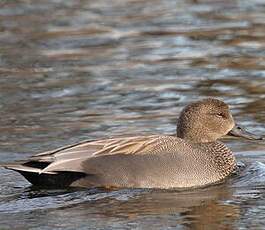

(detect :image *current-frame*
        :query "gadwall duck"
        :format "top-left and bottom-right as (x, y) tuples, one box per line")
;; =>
(1, 98), (263, 189)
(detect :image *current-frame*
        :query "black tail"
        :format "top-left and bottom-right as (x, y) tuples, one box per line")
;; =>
(1, 162), (86, 188)
(19, 170), (86, 187)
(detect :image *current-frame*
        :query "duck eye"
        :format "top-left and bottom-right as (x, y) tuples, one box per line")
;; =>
(216, 112), (225, 118)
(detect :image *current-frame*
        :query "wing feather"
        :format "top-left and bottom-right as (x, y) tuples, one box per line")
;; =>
(28, 135), (162, 174)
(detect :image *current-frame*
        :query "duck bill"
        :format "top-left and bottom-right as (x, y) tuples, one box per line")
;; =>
(228, 124), (263, 140)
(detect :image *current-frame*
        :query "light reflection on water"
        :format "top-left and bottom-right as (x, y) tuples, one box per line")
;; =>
(0, 0), (265, 229)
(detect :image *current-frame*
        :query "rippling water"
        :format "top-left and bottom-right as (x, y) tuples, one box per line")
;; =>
(0, 0), (265, 229)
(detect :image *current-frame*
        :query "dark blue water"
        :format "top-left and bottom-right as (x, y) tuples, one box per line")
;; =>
(0, 0), (265, 229)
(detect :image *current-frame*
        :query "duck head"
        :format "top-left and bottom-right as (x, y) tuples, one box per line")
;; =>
(176, 98), (263, 143)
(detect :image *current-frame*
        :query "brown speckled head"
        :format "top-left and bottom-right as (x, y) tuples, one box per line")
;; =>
(177, 98), (235, 143)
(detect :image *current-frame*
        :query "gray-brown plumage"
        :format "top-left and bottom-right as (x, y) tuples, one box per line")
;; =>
(1, 98), (263, 189)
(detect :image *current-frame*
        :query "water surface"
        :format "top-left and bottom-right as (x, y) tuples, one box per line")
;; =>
(0, 0), (265, 229)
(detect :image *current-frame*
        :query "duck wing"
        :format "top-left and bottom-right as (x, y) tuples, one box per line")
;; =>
(35, 135), (161, 173)
(2, 135), (161, 175)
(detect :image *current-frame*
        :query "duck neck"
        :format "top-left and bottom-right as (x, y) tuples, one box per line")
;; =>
(176, 132), (217, 144)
